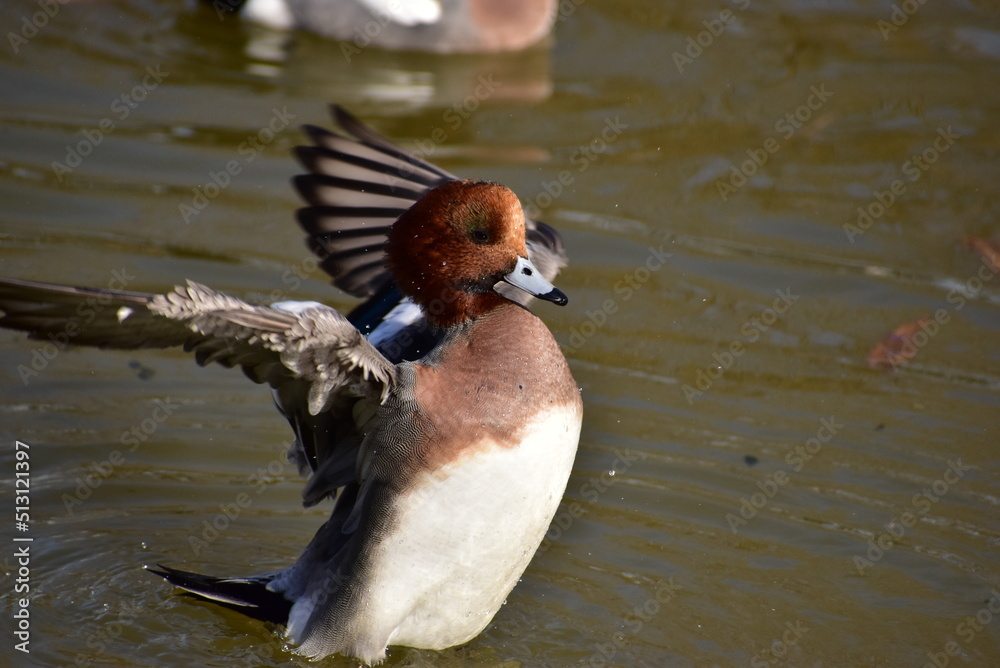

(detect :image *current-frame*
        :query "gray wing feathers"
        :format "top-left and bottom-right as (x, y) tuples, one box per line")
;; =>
(0, 277), (186, 349)
(149, 281), (396, 415)
(278, 305), (394, 413)
(0, 277), (395, 416)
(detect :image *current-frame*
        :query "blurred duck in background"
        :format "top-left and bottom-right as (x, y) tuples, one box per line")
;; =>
(221, 0), (558, 52)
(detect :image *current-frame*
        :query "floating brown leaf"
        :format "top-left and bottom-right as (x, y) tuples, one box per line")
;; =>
(867, 318), (931, 370)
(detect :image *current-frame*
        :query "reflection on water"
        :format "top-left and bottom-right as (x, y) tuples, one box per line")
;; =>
(1, 0), (999, 665)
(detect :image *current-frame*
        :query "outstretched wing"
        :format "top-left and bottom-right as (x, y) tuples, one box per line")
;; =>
(293, 105), (569, 357)
(295, 106), (567, 299)
(293, 105), (456, 300)
(0, 276), (395, 503)
(0, 277), (394, 414)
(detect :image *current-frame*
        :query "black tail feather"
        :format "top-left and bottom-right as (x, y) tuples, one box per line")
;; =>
(145, 564), (292, 625)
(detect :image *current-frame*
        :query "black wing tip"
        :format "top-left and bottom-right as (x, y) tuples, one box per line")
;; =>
(292, 145), (320, 171)
(331, 104), (353, 126)
(144, 563), (293, 625)
(331, 105), (372, 139)
(144, 563), (186, 581)
(301, 123), (331, 136)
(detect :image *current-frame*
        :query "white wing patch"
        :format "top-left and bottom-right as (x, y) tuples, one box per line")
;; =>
(272, 300), (326, 315)
(367, 298), (422, 349)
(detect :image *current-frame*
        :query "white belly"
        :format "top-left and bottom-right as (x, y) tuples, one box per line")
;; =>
(362, 405), (581, 650)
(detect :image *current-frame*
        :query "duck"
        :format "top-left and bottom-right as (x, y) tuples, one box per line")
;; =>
(225, 0), (558, 53)
(0, 106), (582, 664)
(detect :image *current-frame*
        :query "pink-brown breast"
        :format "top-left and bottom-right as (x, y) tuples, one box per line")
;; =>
(412, 302), (581, 470)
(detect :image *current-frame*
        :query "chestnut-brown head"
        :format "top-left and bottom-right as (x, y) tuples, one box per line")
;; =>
(386, 180), (566, 327)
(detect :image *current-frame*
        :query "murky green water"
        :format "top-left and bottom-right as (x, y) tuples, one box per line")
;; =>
(2, 0), (999, 666)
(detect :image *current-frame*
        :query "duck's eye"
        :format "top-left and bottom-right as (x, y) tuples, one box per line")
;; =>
(471, 229), (490, 244)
